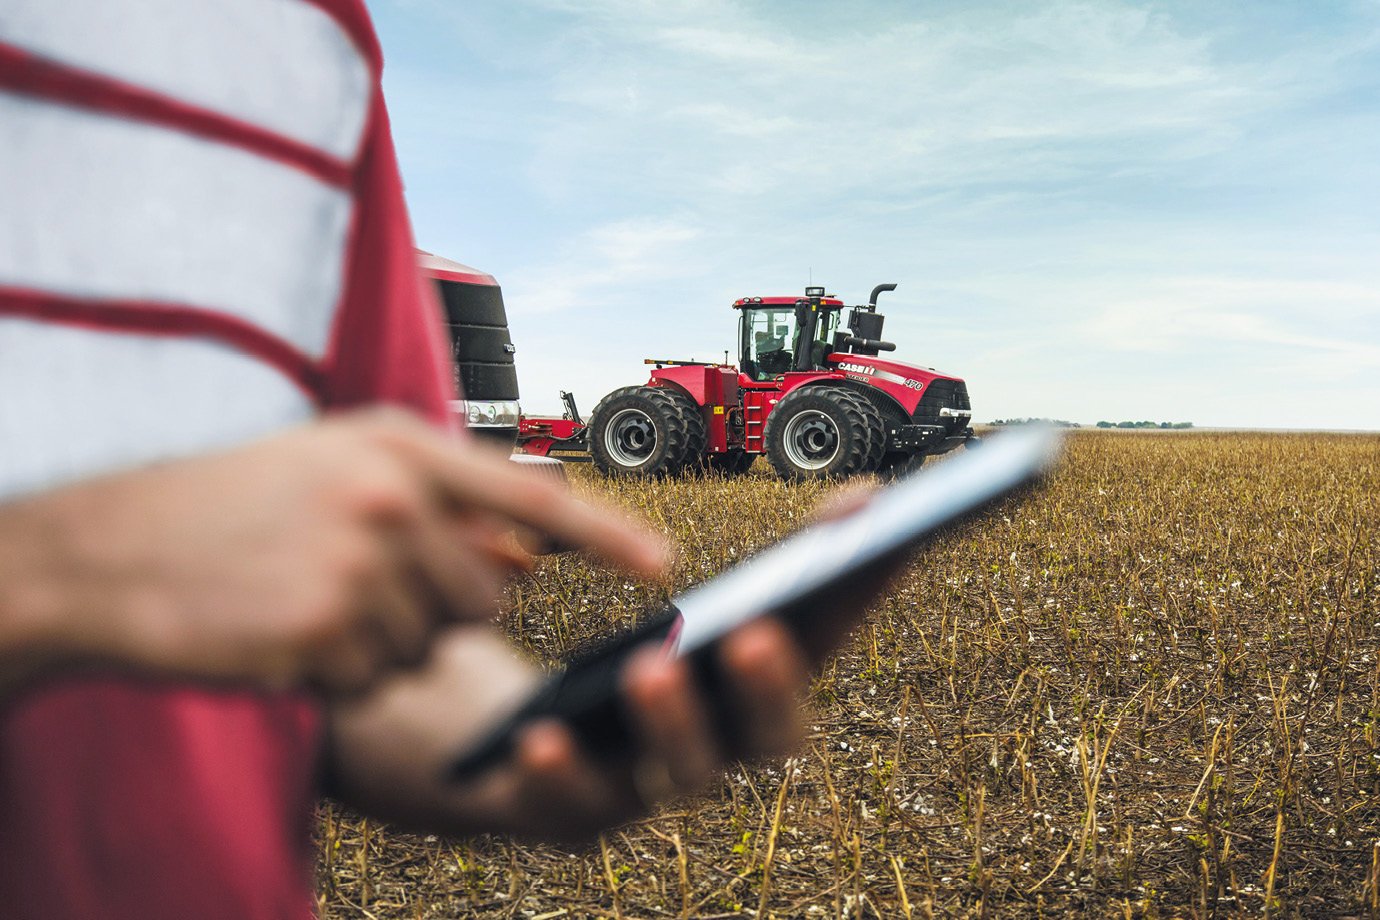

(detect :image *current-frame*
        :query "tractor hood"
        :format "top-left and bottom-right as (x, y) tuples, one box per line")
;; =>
(826, 353), (963, 414)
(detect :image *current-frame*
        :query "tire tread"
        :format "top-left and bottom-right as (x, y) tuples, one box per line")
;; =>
(763, 384), (872, 480)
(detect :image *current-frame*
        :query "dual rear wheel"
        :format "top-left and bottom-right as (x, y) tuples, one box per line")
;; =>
(589, 386), (706, 477)
(763, 385), (888, 480)
(590, 382), (918, 480)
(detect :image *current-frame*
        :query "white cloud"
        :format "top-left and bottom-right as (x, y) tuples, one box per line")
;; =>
(504, 218), (702, 315)
(651, 26), (797, 64)
(522, 1), (1259, 205)
(1082, 276), (1380, 383)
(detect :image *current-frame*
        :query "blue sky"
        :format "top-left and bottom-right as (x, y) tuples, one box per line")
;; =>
(369, 1), (1380, 429)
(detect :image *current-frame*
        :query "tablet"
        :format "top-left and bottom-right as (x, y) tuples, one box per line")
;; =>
(448, 423), (1060, 780)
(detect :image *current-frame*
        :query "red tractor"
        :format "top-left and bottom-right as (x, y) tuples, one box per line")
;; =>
(519, 284), (975, 479)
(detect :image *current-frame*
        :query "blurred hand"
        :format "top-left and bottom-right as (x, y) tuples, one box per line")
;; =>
(0, 408), (665, 695)
(325, 623), (809, 843)
(327, 486), (903, 844)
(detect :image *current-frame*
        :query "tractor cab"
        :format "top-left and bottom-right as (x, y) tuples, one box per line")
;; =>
(734, 288), (844, 382)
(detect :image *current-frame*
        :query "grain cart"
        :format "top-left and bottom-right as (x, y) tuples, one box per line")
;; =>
(520, 285), (975, 479)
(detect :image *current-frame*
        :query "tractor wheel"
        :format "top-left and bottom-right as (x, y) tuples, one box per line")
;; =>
(705, 449), (755, 476)
(763, 386), (875, 480)
(589, 386), (700, 476)
(645, 386), (706, 471)
(845, 393), (887, 472)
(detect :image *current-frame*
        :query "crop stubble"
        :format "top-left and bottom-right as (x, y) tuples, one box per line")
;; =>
(318, 431), (1380, 918)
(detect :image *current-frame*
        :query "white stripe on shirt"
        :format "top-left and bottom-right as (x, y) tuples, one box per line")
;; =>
(0, 0), (370, 160)
(0, 317), (316, 500)
(0, 91), (353, 358)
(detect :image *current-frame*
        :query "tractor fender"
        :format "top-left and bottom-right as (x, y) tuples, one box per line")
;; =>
(835, 378), (912, 427)
(784, 376), (911, 428)
(647, 364), (738, 408)
(648, 365), (737, 454)
(646, 374), (696, 404)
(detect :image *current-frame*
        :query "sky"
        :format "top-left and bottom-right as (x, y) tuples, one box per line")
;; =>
(368, 0), (1380, 429)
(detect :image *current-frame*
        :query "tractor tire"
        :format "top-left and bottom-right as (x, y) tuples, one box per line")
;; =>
(763, 385), (875, 480)
(845, 393), (887, 472)
(705, 449), (755, 476)
(645, 386), (707, 472)
(589, 386), (700, 477)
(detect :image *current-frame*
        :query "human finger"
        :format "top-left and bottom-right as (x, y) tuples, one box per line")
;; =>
(514, 721), (639, 831)
(305, 629), (386, 696)
(361, 534), (440, 667)
(380, 429), (669, 577)
(470, 521), (537, 574)
(406, 512), (510, 623)
(718, 618), (809, 757)
(623, 645), (720, 793)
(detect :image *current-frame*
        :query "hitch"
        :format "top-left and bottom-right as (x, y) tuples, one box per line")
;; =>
(560, 390), (583, 425)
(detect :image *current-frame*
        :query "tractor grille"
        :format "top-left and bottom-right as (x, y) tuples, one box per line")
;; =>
(913, 379), (971, 434)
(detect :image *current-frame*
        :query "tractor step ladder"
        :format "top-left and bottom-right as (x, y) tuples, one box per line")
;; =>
(744, 398), (765, 452)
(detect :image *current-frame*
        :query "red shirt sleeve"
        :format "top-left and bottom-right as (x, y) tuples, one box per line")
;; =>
(320, 87), (457, 432)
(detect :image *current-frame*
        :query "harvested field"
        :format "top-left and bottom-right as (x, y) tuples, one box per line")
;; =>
(317, 431), (1380, 918)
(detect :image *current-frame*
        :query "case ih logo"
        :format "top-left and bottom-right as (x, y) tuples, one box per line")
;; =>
(840, 362), (927, 392)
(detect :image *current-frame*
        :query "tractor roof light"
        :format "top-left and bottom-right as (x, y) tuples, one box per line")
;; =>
(805, 286), (825, 298)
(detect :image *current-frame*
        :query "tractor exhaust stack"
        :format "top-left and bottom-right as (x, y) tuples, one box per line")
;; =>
(842, 283), (897, 355)
(868, 283), (897, 309)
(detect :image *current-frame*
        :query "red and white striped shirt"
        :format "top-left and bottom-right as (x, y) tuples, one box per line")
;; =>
(0, 2), (454, 917)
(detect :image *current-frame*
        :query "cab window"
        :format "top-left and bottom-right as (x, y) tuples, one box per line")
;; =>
(740, 308), (797, 381)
